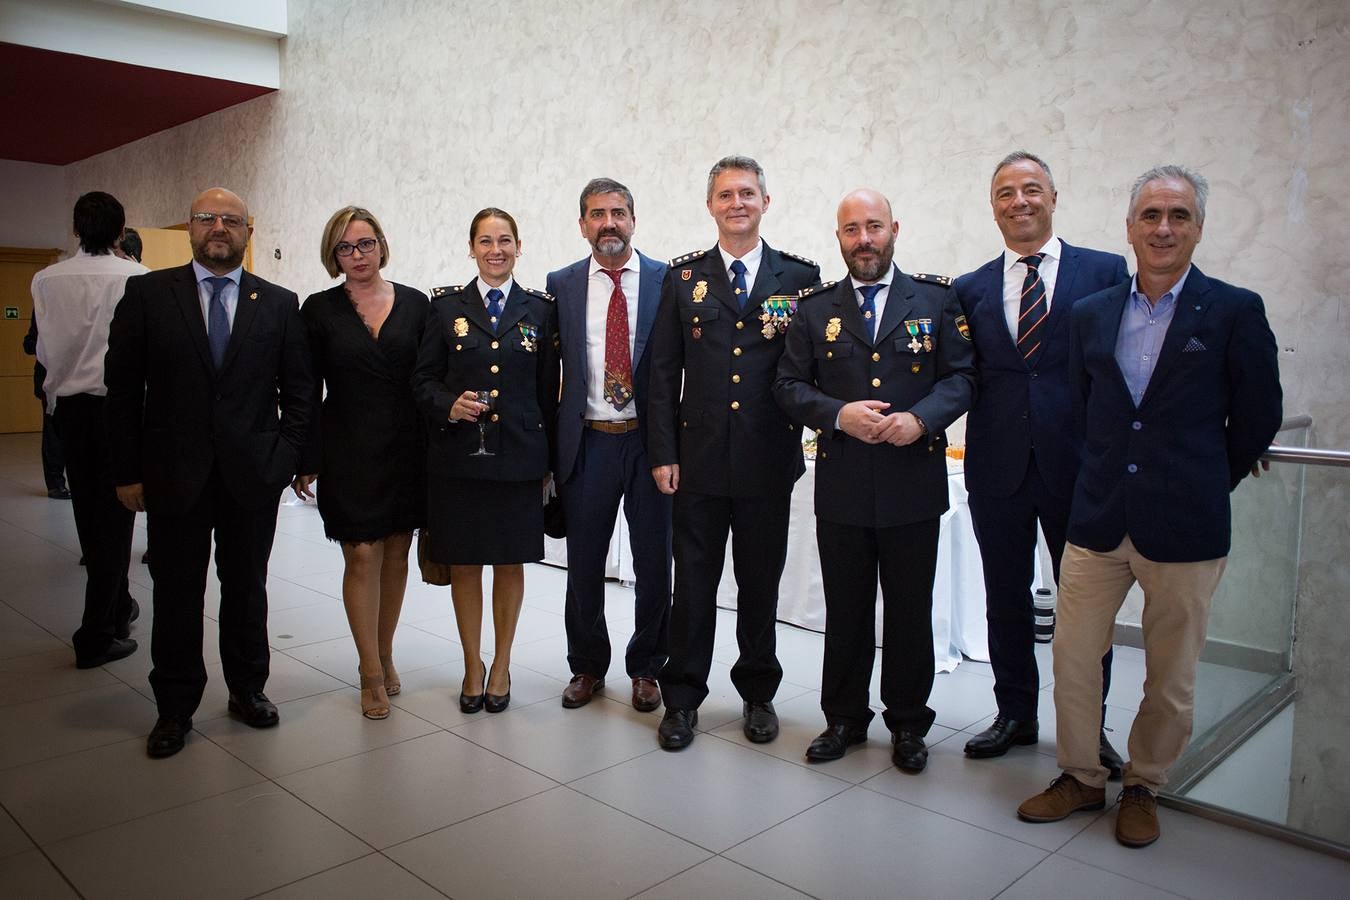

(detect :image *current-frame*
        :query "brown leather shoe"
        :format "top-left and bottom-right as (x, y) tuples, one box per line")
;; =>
(631, 677), (661, 712)
(1115, 785), (1160, 847)
(562, 674), (604, 709)
(1017, 773), (1106, 823)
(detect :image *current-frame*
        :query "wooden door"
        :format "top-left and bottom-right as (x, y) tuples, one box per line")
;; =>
(0, 247), (61, 434)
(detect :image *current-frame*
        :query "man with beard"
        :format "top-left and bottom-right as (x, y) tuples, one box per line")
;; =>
(773, 189), (974, 773)
(546, 178), (672, 712)
(106, 187), (313, 758)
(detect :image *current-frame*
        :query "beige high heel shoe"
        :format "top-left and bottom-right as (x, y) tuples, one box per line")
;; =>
(380, 655), (401, 696)
(359, 670), (391, 720)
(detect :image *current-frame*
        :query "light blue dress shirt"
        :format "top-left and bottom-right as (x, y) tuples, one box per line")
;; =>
(191, 259), (241, 330)
(1114, 267), (1190, 406)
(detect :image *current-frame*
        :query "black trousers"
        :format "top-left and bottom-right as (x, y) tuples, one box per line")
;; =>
(52, 394), (136, 659)
(968, 459), (1112, 722)
(562, 428), (672, 679)
(147, 465), (279, 721)
(659, 490), (789, 710)
(40, 405), (66, 491)
(817, 517), (940, 735)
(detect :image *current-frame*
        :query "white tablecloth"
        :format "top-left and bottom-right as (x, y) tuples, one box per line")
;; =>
(544, 459), (1033, 673)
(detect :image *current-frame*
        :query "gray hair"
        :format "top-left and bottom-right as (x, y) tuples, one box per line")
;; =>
(578, 177), (634, 218)
(706, 155), (767, 201)
(991, 150), (1056, 193)
(1129, 165), (1209, 223)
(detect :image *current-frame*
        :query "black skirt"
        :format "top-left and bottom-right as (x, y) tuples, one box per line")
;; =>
(426, 476), (543, 565)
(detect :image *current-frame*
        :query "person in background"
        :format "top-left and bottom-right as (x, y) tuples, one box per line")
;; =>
(22, 318), (69, 500)
(293, 207), (429, 719)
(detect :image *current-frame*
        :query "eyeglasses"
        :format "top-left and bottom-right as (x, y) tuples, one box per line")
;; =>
(189, 212), (247, 228)
(334, 238), (379, 257)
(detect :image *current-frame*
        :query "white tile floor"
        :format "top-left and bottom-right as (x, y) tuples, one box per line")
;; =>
(1, 431), (1347, 899)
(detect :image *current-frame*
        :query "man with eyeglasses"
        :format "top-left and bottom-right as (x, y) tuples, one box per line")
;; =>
(106, 187), (314, 759)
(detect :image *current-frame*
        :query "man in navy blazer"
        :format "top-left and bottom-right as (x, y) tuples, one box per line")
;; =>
(954, 151), (1128, 769)
(546, 178), (672, 713)
(1018, 166), (1281, 848)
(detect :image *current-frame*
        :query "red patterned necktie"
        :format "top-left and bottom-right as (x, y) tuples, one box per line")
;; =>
(601, 268), (633, 412)
(1016, 253), (1047, 366)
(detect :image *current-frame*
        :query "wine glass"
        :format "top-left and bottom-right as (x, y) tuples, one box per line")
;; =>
(470, 390), (495, 456)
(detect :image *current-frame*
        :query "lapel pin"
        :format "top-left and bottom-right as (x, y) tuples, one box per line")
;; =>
(249, 292), (258, 301)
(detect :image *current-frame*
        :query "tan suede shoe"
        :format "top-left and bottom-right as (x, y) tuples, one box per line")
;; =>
(1115, 785), (1160, 847)
(1017, 773), (1106, 822)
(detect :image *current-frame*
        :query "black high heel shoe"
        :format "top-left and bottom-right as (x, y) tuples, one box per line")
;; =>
(459, 661), (487, 714)
(484, 663), (511, 714)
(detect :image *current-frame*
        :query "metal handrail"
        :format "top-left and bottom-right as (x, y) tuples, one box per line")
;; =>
(1263, 446), (1350, 468)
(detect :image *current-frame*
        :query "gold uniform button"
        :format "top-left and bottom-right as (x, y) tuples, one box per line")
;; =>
(733, 347), (743, 356)
(692, 316), (700, 324)
(735, 321), (744, 330)
(730, 401), (740, 411)
(731, 374), (741, 383)
(826, 351), (833, 359)
(872, 352), (881, 362)
(491, 413), (500, 422)
(872, 378), (881, 388)
(490, 389), (499, 398)
(820, 450), (828, 459)
(490, 365), (500, 374)
(455, 344), (463, 351)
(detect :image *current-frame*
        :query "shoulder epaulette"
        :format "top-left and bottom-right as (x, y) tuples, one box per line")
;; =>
(669, 248), (707, 266)
(798, 280), (837, 299)
(522, 286), (554, 302)
(781, 250), (817, 267)
(911, 273), (952, 286)
(429, 285), (464, 298)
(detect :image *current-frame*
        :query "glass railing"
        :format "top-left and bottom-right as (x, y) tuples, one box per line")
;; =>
(1152, 417), (1350, 857)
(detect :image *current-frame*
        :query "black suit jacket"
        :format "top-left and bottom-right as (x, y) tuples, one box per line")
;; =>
(1067, 266), (1282, 562)
(955, 241), (1128, 498)
(413, 279), (560, 482)
(774, 268), (975, 528)
(104, 263), (314, 513)
(646, 241), (820, 497)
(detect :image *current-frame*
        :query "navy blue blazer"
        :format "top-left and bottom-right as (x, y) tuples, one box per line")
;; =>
(1067, 267), (1282, 562)
(955, 241), (1128, 499)
(546, 250), (667, 485)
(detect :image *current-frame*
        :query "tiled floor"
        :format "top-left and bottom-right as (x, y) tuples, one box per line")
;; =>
(1, 432), (1347, 899)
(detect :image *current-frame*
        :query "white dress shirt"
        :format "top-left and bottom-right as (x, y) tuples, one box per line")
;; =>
(850, 265), (897, 336)
(192, 260), (241, 332)
(585, 253), (640, 421)
(32, 249), (148, 412)
(1001, 235), (1062, 340)
(718, 239), (764, 300)
(476, 276), (514, 308)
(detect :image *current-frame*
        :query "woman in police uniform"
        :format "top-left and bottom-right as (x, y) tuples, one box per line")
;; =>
(413, 207), (559, 714)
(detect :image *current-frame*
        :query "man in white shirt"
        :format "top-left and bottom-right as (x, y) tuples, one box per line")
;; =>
(32, 191), (147, 668)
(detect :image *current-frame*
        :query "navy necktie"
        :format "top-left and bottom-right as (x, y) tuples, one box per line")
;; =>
(1017, 253), (1047, 366)
(486, 288), (504, 333)
(206, 276), (231, 369)
(730, 259), (748, 312)
(858, 284), (883, 343)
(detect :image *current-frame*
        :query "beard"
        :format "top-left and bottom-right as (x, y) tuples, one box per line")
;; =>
(193, 234), (246, 270)
(844, 232), (897, 282)
(592, 230), (629, 257)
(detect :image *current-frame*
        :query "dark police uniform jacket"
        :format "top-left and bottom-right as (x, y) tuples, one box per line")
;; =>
(773, 267), (976, 528)
(413, 279), (560, 482)
(646, 242), (820, 497)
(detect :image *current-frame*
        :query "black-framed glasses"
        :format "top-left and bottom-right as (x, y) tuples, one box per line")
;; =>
(189, 212), (247, 228)
(334, 238), (379, 257)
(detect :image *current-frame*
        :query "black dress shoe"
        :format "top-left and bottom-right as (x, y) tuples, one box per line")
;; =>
(1100, 729), (1124, 780)
(75, 637), (137, 669)
(228, 691), (279, 728)
(743, 701), (779, 743)
(147, 717), (191, 758)
(484, 667), (511, 714)
(805, 723), (869, 761)
(460, 661), (487, 714)
(658, 708), (698, 750)
(48, 487), (71, 500)
(115, 598), (141, 640)
(964, 715), (1038, 758)
(892, 730), (928, 773)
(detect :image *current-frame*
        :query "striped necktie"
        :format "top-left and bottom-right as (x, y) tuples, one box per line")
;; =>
(1016, 253), (1047, 366)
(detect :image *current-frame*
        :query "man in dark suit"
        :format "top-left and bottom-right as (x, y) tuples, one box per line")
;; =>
(646, 155), (820, 749)
(1018, 166), (1281, 848)
(106, 187), (313, 759)
(954, 151), (1128, 770)
(774, 189), (975, 773)
(547, 178), (672, 712)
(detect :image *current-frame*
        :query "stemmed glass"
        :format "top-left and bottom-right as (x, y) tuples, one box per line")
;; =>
(470, 390), (495, 456)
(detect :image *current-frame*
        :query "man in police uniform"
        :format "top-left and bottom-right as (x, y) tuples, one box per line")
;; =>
(774, 189), (975, 773)
(646, 155), (820, 749)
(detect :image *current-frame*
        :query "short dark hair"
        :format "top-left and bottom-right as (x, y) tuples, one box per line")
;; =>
(118, 227), (142, 263)
(578, 178), (634, 218)
(73, 191), (125, 254)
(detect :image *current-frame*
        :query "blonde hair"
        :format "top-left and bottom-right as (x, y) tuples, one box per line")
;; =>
(319, 206), (390, 278)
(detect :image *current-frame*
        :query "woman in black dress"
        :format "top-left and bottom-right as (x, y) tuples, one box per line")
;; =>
(293, 207), (428, 719)
(414, 208), (559, 714)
